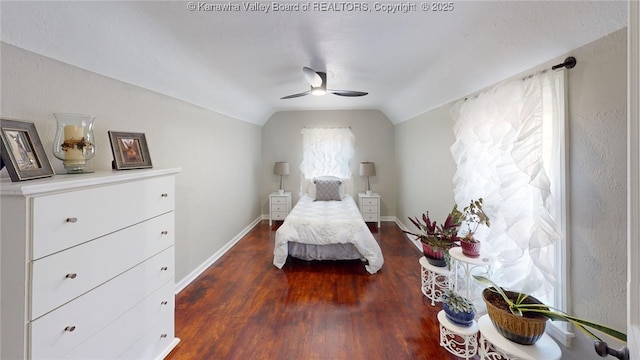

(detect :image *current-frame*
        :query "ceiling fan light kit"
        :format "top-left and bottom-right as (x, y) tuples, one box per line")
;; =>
(281, 67), (368, 99)
(311, 88), (326, 96)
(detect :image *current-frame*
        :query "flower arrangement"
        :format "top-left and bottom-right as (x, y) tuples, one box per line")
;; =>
(460, 198), (490, 243)
(457, 198), (490, 257)
(442, 289), (475, 314)
(404, 205), (462, 267)
(442, 289), (476, 327)
(474, 275), (627, 345)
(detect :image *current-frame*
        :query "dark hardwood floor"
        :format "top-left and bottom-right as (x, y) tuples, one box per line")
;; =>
(166, 221), (473, 360)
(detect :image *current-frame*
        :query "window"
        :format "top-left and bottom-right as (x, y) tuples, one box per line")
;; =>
(450, 70), (571, 344)
(299, 127), (355, 179)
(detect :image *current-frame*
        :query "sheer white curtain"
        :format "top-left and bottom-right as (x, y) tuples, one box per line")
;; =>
(300, 127), (355, 179)
(450, 70), (565, 303)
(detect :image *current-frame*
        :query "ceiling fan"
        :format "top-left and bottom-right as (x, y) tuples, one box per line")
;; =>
(280, 67), (368, 99)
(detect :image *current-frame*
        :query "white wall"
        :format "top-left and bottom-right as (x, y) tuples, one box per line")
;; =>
(394, 29), (628, 359)
(394, 104), (457, 230)
(565, 28), (627, 358)
(261, 110), (396, 217)
(0, 43), (263, 285)
(627, 0), (640, 354)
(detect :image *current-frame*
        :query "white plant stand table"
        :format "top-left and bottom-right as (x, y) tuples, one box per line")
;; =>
(477, 315), (561, 360)
(449, 247), (495, 301)
(437, 310), (479, 359)
(419, 256), (451, 305)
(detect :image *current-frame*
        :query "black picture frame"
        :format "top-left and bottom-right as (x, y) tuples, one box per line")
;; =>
(108, 131), (153, 170)
(0, 118), (55, 181)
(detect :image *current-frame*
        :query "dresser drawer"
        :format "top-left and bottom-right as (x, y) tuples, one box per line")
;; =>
(363, 214), (378, 222)
(362, 205), (378, 214)
(118, 292), (176, 359)
(272, 211), (287, 220)
(31, 212), (175, 320)
(62, 280), (174, 360)
(29, 246), (174, 359)
(271, 204), (287, 212)
(361, 198), (378, 206)
(271, 196), (287, 205)
(32, 176), (175, 259)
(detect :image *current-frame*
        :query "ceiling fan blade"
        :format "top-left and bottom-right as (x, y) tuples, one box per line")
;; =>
(281, 89), (311, 99)
(302, 67), (323, 87)
(328, 89), (368, 97)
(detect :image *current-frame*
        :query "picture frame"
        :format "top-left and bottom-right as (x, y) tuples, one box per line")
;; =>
(108, 131), (153, 170)
(0, 118), (55, 182)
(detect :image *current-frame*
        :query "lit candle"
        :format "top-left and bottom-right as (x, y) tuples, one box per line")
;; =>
(63, 125), (84, 161)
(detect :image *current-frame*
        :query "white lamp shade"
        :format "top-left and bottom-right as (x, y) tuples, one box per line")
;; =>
(359, 162), (376, 176)
(274, 162), (290, 176)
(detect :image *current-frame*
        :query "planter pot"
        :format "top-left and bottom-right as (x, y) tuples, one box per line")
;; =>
(422, 243), (446, 267)
(482, 288), (548, 345)
(443, 302), (476, 327)
(461, 240), (481, 258)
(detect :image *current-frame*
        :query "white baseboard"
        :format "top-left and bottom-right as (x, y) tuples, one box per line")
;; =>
(394, 217), (408, 231)
(394, 217), (422, 250)
(174, 216), (263, 294)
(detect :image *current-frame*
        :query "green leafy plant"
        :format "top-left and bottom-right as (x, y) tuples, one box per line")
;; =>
(473, 275), (627, 343)
(403, 205), (463, 266)
(442, 289), (475, 314)
(460, 198), (490, 243)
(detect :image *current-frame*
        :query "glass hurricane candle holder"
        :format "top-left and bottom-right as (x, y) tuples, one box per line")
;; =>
(52, 113), (96, 173)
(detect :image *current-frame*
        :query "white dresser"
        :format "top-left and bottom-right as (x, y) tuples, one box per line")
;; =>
(358, 192), (381, 228)
(0, 168), (181, 360)
(269, 191), (292, 226)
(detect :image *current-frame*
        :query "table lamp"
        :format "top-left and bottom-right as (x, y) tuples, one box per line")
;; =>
(274, 162), (290, 194)
(359, 161), (376, 195)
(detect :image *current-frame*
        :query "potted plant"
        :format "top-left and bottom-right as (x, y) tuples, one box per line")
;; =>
(442, 289), (476, 327)
(459, 198), (490, 258)
(473, 275), (627, 346)
(404, 205), (462, 267)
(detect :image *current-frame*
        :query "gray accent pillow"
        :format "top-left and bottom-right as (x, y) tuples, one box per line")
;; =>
(314, 178), (342, 201)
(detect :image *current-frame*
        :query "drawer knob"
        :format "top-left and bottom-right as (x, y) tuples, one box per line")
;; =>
(161, 193), (169, 197)
(65, 273), (77, 279)
(160, 334), (168, 338)
(66, 217), (78, 223)
(64, 326), (76, 332)
(160, 266), (168, 271)
(161, 231), (168, 235)
(161, 300), (168, 305)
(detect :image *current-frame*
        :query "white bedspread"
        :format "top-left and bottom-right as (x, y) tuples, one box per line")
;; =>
(273, 194), (384, 274)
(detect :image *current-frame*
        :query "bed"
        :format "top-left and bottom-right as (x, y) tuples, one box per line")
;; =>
(272, 176), (384, 274)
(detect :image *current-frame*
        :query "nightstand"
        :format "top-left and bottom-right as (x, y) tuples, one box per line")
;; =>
(269, 191), (292, 226)
(358, 192), (380, 228)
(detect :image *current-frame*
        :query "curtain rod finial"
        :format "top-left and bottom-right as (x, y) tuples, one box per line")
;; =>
(552, 56), (576, 70)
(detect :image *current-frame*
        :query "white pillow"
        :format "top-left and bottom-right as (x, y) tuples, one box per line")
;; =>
(310, 176), (346, 199)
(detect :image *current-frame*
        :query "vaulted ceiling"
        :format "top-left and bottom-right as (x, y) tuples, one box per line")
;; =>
(1, 1), (628, 125)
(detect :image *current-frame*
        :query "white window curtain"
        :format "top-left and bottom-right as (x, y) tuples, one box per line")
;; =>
(300, 127), (355, 179)
(450, 70), (565, 305)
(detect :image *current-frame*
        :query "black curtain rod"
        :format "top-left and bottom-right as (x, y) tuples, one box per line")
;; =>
(464, 56), (577, 101)
(552, 56), (577, 70)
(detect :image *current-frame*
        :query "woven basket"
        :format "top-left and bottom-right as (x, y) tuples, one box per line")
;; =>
(482, 288), (548, 345)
